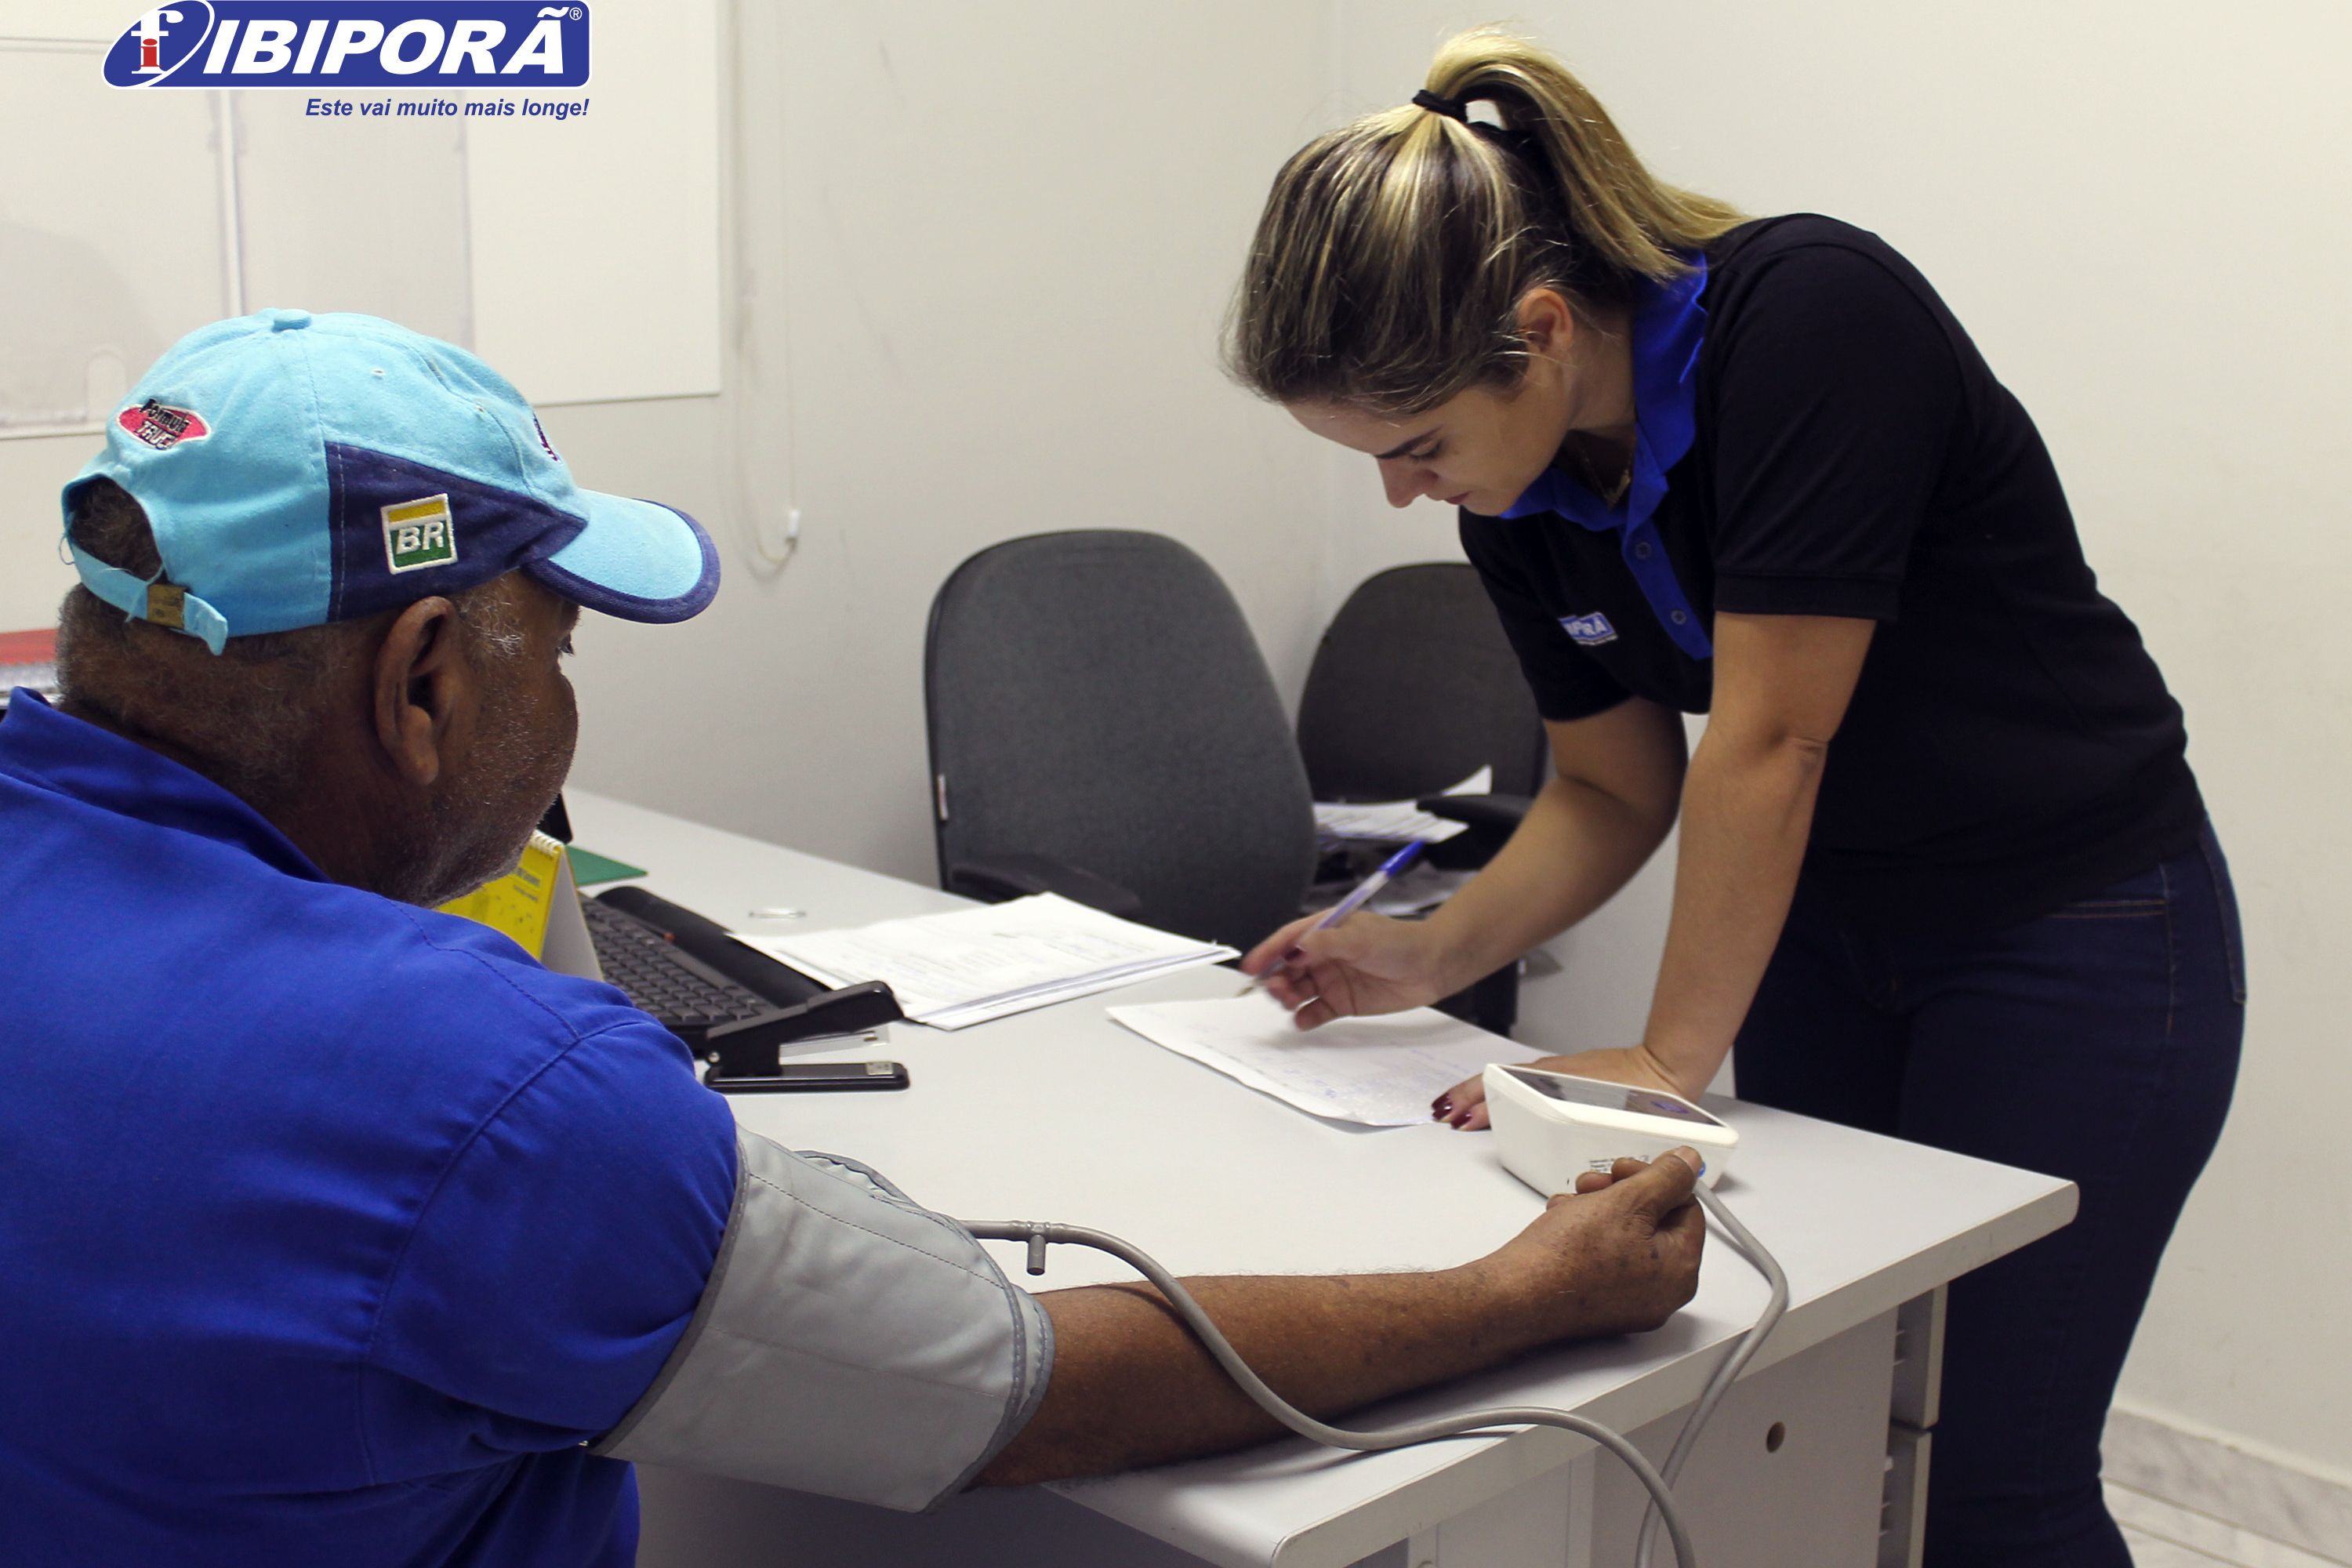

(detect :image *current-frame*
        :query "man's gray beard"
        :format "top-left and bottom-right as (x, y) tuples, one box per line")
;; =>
(377, 803), (532, 909)
(376, 681), (568, 909)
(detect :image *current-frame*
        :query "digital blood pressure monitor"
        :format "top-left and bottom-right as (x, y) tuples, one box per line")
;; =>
(1482, 1065), (1738, 1194)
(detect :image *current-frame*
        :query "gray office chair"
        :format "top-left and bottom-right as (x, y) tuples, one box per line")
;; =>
(924, 531), (1318, 952)
(1295, 563), (1549, 1033)
(1296, 562), (1548, 858)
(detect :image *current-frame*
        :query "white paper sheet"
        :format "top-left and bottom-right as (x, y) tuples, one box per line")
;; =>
(739, 894), (1237, 1030)
(1108, 993), (1541, 1127)
(1312, 765), (1493, 846)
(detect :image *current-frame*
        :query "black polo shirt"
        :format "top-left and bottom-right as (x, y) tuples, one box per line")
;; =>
(1460, 214), (2203, 932)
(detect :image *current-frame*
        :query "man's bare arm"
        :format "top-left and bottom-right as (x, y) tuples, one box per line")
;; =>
(979, 1151), (1703, 1486)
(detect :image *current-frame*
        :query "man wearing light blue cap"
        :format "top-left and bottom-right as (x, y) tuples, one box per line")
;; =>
(64, 307), (720, 652)
(0, 310), (1708, 1566)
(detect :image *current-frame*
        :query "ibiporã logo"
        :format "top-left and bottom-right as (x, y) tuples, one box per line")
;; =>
(103, 3), (591, 89)
(383, 495), (459, 573)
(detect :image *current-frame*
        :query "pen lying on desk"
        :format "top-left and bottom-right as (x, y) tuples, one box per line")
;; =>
(1238, 839), (1428, 994)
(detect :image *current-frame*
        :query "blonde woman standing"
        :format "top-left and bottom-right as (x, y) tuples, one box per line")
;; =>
(1232, 30), (2241, 1567)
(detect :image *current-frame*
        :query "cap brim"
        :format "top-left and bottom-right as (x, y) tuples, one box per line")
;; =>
(523, 492), (720, 623)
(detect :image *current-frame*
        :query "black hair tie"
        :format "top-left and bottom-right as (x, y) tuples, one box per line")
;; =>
(1412, 89), (1469, 123)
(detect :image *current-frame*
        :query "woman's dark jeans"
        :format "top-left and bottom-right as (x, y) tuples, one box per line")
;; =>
(1733, 820), (2244, 1568)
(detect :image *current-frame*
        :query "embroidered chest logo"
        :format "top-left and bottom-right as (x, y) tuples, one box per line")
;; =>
(1559, 612), (1618, 648)
(383, 494), (457, 572)
(118, 399), (210, 449)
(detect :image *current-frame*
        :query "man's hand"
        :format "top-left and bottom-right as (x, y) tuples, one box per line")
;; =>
(1240, 908), (1451, 1029)
(1475, 1149), (1706, 1344)
(1433, 1047), (1689, 1131)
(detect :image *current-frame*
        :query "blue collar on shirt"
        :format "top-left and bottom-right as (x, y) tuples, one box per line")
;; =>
(1498, 256), (1715, 660)
(0, 690), (323, 880)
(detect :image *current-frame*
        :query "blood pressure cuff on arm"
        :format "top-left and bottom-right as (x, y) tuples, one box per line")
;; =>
(591, 1129), (1054, 1511)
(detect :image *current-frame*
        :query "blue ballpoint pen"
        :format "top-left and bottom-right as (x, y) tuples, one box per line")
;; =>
(1239, 839), (1428, 993)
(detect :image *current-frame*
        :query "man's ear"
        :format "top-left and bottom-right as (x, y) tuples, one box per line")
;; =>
(371, 597), (469, 789)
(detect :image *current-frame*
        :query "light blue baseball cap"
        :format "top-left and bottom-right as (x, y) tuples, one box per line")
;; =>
(63, 308), (720, 653)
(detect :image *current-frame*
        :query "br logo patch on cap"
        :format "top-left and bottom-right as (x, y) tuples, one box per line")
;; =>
(383, 495), (458, 573)
(118, 399), (210, 450)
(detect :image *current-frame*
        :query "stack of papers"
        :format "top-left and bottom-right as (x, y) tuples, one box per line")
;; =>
(739, 893), (1236, 1030)
(1109, 993), (1541, 1126)
(1312, 765), (1491, 847)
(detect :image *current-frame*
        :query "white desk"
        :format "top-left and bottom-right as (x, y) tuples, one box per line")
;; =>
(568, 793), (2076, 1568)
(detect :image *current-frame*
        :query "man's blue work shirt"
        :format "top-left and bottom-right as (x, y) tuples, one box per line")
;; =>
(0, 694), (738, 1566)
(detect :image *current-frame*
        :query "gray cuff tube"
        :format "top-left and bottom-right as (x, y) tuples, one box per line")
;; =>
(593, 1129), (1054, 1512)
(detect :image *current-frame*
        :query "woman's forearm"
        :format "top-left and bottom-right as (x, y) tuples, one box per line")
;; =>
(1637, 728), (1828, 1092)
(1423, 771), (1675, 991)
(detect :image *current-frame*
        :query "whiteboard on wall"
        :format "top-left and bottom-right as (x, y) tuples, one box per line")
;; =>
(466, 0), (723, 406)
(0, 42), (234, 434)
(0, 0), (719, 433)
(233, 89), (477, 350)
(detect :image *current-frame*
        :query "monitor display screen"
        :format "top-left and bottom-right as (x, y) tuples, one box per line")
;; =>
(1504, 1068), (1723, 1127)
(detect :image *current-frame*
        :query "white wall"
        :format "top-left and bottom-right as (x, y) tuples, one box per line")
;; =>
(0, 0), (723, 417)
(0, 1), (1345, 887)
(1333, 0), (2352, 1484)
(551, 0), (1345, 883)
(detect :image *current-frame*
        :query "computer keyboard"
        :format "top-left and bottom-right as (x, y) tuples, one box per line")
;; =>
(581, 895), (778, 1038)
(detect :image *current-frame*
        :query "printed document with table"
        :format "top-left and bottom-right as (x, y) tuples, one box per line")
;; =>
(741, 892), (1236, 1029)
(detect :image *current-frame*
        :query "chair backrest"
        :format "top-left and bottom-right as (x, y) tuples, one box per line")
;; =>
(924, 531), (1316, 950)
(1296, 563), (1548, 801)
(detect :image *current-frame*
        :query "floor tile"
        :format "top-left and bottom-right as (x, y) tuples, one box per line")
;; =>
(2111, 1483), (2349, 1568)
(2124, 1521), (2238, 1567)
(2107, 1409), (2352, 1564)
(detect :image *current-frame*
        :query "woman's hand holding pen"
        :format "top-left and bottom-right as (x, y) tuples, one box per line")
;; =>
(1239, 909), (1455, 1030)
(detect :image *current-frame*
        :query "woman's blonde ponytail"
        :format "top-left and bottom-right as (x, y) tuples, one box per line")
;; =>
(1227, 27), (1744, 414)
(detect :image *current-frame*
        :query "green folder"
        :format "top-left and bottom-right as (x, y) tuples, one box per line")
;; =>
(566, 847), (648, 887)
